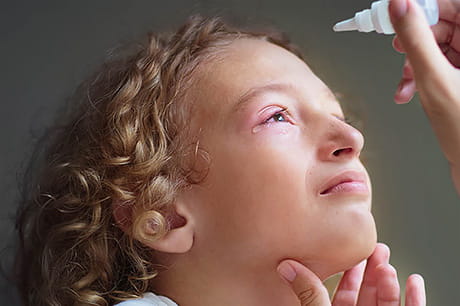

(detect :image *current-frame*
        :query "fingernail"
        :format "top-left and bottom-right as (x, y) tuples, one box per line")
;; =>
(390, 0), (408, 21)
(277, 261), (297, 282)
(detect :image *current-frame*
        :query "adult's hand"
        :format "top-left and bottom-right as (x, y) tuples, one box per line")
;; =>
(277, 243), (426, 305)
(389, 0), (460, 194)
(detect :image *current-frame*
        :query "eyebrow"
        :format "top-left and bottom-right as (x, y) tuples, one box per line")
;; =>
(233, 82), (339, 113)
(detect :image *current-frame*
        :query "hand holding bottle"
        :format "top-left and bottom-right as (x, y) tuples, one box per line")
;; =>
(389, 0), (460, 194)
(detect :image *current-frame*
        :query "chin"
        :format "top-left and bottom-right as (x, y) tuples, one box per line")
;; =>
(316, 216), (378, 281)
(341, 230), (377, 273)
(317, 241), (377, 281)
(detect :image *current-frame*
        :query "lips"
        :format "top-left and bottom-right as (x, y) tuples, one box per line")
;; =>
(319, 170), (368, 195)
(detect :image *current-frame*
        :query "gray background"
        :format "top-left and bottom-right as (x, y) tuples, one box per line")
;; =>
(1, 0), (459, 305)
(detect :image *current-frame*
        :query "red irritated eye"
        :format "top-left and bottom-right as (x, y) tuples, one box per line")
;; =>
(263, 108), (290, 124)
(252, 107), (295, 134)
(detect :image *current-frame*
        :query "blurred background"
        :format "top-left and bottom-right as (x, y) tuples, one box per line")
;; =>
(1, 0), (459, 305)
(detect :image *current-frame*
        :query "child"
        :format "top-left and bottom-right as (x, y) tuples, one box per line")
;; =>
(14, 15), (422, 305)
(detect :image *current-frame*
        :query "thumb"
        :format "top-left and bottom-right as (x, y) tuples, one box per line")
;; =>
(277, 260), (331, 306)
(389, 0), (450, 85)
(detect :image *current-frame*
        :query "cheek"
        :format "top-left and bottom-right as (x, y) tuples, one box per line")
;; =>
(252, 201), (376, 277)
(198, 134), (317, 252)
(213, 133), (311, 207)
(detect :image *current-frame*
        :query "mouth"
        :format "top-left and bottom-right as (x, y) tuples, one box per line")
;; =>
(319, 170), (369, 196)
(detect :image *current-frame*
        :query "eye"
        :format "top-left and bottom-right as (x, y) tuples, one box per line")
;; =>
(264, 109), (290, 124)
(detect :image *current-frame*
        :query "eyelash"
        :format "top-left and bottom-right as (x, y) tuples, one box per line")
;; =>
(263, 108), (290, 124)
(261, 109), (356, 128)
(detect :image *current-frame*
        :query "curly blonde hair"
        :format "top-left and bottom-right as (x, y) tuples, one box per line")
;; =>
(14, 15), (304, 305)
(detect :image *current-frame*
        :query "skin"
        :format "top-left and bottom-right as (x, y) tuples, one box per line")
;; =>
(148, 38), (377, 306)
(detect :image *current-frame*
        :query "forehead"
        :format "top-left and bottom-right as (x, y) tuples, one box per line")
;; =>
(190, 38), (339, 117)
(208, 38), (317, 89)
(234, 82), (339, 114)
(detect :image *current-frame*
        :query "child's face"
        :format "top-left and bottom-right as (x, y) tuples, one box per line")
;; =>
(183, 38), (376, 279)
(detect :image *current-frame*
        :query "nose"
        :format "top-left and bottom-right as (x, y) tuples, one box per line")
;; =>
(317, 117), (364, 162)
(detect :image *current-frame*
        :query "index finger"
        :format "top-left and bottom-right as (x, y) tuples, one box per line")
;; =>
(356, 243), (390, 306)
(332, 260), (366, 306)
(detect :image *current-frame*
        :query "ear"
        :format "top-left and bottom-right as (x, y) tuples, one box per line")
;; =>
(112, 197), (196, 254)
(142, 200), (195, 254)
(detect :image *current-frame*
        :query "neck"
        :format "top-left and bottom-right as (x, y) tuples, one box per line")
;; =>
(150, 252), (302, 306)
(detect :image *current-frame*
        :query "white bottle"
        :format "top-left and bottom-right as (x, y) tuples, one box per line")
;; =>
(333, 0), (439, 35)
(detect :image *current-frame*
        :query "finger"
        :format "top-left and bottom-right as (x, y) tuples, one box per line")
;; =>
(436, 0), (460, 24)
(431, 19), (455, 46)
(395, 77), (417, 104)
(432, 19), (460, 59)
(356, 243), (390, 306)
(405, 274), (426, 306)
(389, 0), (452, 86)
(402, 58), (413, 78)
(277, 260), (331, 306)
(332, 260), (366, 306)
(444, 45), (460, 68)
(394, 19), (460, 67)
(376, 264), (400, 306)
(392, 36), (405, 53)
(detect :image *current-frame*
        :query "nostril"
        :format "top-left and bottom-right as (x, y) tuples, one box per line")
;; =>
(333, 147), (352, 156)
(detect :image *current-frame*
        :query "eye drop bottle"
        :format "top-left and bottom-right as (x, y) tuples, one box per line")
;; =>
(333, 0), (439, 34)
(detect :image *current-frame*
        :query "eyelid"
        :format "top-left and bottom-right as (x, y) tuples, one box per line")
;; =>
(253, 106), (294, 133)
(262, 108), (290, 124)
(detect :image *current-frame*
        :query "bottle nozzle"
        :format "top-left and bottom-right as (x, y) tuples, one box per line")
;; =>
(333, 18), (358, 32)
